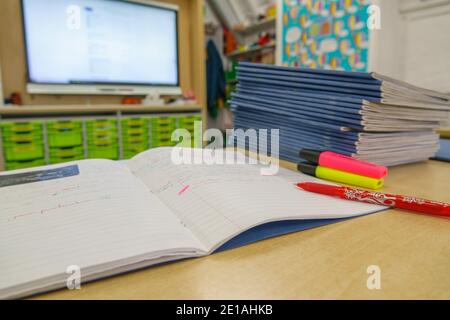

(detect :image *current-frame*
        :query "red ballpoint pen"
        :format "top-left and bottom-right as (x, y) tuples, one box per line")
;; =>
(297, 182), (450, 218)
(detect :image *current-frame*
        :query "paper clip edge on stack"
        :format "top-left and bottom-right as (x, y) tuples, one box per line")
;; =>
(297, 148), (388, 190)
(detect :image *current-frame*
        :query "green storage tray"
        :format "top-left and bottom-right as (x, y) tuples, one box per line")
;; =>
(89, 127), (117, 134)
(86, 119), (117, 130)
(123, 127), (148, 136)
(48, 130), (83, 147)
(123, 141), (149, 152)
(6, 158), (46, 171)
(91, 126), (117, 133)
(88, 134), (118, 146)
(151, 122), (177, 130)
(49, 155), (84, 164)
(178, 115), (202, 125)
(177, 124), (196, 132)
(4, 142), (45, 161)
(2, 122), (43, 134)
(47, 120), (82, 131)
(123, 134), (148, 144)
(123, 146), (149, 159)
(122, 118), (149, 128)
(49, 146), (84, 158)
(88, 146), (119, 160)
(152, 131), (174, 141)
(171, 134), (200, 147)
(2, 131), (43, 143)
(87, 121), (117, 146)
(151, 117), (177, 126)
(155, 141), (177, 147)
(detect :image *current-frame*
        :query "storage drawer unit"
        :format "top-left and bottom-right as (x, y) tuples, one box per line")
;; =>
(149, 116), (178, 148)
(0, 113), (203, 170)
(177, 115), (202, 132)
(86, 119), (119, 160)
(176, 115), (202, 148)
(3, 141), (45, 161)
(122, 117), (150, 159)
(87, 146), (119, 160)
(5, 158), (46, 171)
(1, 121), (45, 169)
(49, 155), (85, 164)
(49, 146), (84, 158)
(47, 120), (83, 148)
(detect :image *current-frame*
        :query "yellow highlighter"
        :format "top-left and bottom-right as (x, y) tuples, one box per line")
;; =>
(297, 163), (384, 190)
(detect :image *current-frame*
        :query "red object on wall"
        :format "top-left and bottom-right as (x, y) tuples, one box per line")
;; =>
(223, 28), (237, 54)
(122, 97), (142, 105)
(11, 92), (22, 105)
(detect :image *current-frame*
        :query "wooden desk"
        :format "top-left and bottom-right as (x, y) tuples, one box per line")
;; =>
(35, 160), (450, 300)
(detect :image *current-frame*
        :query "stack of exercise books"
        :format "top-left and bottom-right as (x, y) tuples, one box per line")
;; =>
(230, 62), (450, 166)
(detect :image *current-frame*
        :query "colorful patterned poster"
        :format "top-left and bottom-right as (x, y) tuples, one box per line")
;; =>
(281, 0), (371, 71)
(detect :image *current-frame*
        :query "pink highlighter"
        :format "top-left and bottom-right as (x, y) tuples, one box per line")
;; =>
(299, 149), (388, 179)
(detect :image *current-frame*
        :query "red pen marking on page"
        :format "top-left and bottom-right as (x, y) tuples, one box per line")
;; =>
(178, 185), (190, 196)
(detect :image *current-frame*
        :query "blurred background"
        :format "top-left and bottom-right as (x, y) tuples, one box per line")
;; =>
(205, 0), (450, 130)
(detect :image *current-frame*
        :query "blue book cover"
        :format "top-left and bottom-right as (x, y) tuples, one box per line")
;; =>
(239, 61), (375, 79)
(232, 92), (364, 118)
(232, 100), (365, 130)
(236, 66), (381, 85)
(237, 69), (382, 91)
(237, 83), (379, 104)
(236, 86), (365, 110)
(216, 218), (351, 252)
(238, 77), (383, 98)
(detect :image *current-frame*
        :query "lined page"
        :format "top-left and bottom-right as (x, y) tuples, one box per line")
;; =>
(0, 160), (203, 298)
(128, 148), (386, 252)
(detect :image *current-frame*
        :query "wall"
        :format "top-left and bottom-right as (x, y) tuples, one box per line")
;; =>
(0, 0), (204, 106)
(279, 0), (371, 71)
(398, 0), (450, 93)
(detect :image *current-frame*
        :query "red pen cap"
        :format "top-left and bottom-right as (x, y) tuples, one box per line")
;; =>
(299, 149), (388, 179)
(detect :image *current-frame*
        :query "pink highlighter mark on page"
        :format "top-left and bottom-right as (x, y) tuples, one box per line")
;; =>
(178, 185), (190, 196)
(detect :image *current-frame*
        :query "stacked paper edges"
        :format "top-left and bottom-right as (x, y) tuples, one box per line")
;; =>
(229, 62), (450, 167)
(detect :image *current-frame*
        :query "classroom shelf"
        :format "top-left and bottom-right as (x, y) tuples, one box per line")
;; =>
(226, 43), (276, 59)
(233, 17), (276, 36)
(0, 112), (204, 170)
(0, 104), (202, 116)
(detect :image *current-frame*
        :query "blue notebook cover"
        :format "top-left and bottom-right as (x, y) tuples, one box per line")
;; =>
(232, 100), (365, 130)
(236, 66), (381, 85)
(216, 218), (351, 252)
(232, 92), (363, 119)
(232, 113), (359, 149)
(239, 61), (375, 79)
(238, 77), (383, 99)
(237, 70), (382, 91)
(433, 139), (450, 162)
(237, 83), (378, 104)
(230, 119), (357, 155)
(232, 105), (350, 132)
(236, 86), (364, 110)
(231, 118), (359, 157)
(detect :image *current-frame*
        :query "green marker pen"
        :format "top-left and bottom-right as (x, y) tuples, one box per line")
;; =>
(297, 163), (384, 190)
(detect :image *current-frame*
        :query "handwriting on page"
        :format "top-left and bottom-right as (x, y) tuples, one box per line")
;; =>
(0, 162), (126, 224)
(129, 148), (385, 252)
(0, 159), (206, 297)
(9, 195), (115, 222)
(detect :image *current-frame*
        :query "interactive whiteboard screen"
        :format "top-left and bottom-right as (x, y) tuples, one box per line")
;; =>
(21, 0), (179, 88)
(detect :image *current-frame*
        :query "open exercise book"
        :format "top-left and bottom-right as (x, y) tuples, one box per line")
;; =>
(0, 148), (386, 299)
